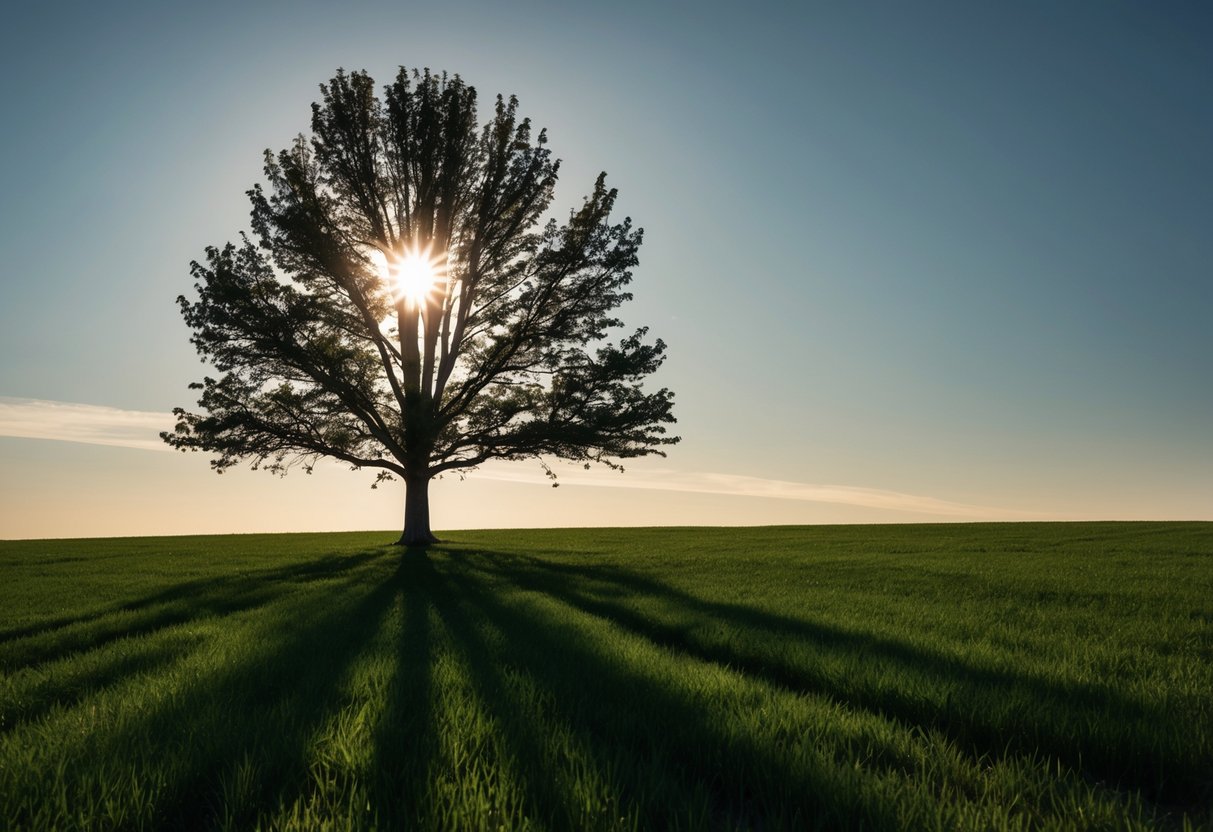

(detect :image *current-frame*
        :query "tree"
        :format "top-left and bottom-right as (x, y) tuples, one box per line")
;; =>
(163, 68), (679, 545)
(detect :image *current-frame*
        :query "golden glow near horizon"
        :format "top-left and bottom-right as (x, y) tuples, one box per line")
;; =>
(370, 244), (444, 306)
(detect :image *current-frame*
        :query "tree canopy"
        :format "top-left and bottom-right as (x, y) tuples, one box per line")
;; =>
(163, 67), (678, 543)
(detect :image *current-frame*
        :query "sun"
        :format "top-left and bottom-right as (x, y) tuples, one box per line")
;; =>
(370, 244), (444, 305)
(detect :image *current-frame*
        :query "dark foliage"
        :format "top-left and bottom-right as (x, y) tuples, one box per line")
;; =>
(164, 68), (678, 542)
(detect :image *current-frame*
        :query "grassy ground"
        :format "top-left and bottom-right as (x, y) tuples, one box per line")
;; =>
(1, 522), (1210, 830)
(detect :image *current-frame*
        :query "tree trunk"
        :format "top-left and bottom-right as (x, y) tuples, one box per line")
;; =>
(397, 475), (439, 546)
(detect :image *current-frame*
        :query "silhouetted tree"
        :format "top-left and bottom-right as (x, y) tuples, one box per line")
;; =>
(163, 68), (678, 544)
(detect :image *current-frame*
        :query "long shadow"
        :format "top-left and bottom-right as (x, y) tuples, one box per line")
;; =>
(459, 549), (1148, 707)
(6, 546), (400, 831)
(432, 550), (904, 829)
(150, 553), (400, 830)
(424, 556), (640, 829)
(366, 547), (439, 828)
(448, 548), (1206, 810)
(1, 630), (204, 730)
(0, 550), (382, 670)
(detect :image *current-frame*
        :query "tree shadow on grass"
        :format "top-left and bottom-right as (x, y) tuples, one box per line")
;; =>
(424, 556), (668, 829)
(8, 539), (1201, 829)
(3, 546), (402, 830)
(440, 547), (1208, 815)
(426, 549), (904, 829)
(1, 630), (204, 730)
(365, 547), (439, 829)
(0, 550), (383, 671)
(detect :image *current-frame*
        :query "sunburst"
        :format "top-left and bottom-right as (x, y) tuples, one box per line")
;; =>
(370, 243), (445, 305)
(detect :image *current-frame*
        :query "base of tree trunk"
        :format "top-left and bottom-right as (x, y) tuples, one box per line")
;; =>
(394, 531), (440, 546)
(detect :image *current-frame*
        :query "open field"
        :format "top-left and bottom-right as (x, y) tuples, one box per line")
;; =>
(1, 522), (1211, 830)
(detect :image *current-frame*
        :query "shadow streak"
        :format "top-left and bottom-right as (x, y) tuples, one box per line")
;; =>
(1, 630), (203, 730)
(426, 558), (629, 828)
(2, 547), (399, 831)
(435, 552), (903, 829)
(0, 550), (382, 671)
(367, 547), (439, 828)
(153, 552), (399, 830)
(447, 547), (1204, 809)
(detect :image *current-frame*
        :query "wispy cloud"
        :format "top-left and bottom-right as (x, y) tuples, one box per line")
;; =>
(0, 397), (172, 452)
(471, 464), (1029, 519)
(1, 397), (1026, 519)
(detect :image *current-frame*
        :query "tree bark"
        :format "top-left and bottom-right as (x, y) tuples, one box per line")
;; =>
(398, 475), (439, 545)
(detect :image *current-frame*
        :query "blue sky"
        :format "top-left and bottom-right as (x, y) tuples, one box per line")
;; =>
(1, 1), (1210, 538)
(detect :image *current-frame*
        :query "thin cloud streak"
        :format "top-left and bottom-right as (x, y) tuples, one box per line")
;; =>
(1, 397), (1027, 519)
(0, 398), (172, 452)
(470, 464), (1032, 519)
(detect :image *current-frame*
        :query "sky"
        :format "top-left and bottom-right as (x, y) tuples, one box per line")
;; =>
(1, 1), (1210, 539)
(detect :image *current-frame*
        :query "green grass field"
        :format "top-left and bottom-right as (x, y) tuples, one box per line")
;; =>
(1, 523), (1210, 830)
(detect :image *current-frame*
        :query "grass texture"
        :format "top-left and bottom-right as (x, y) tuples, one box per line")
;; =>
(1, 522), (1210, 830)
